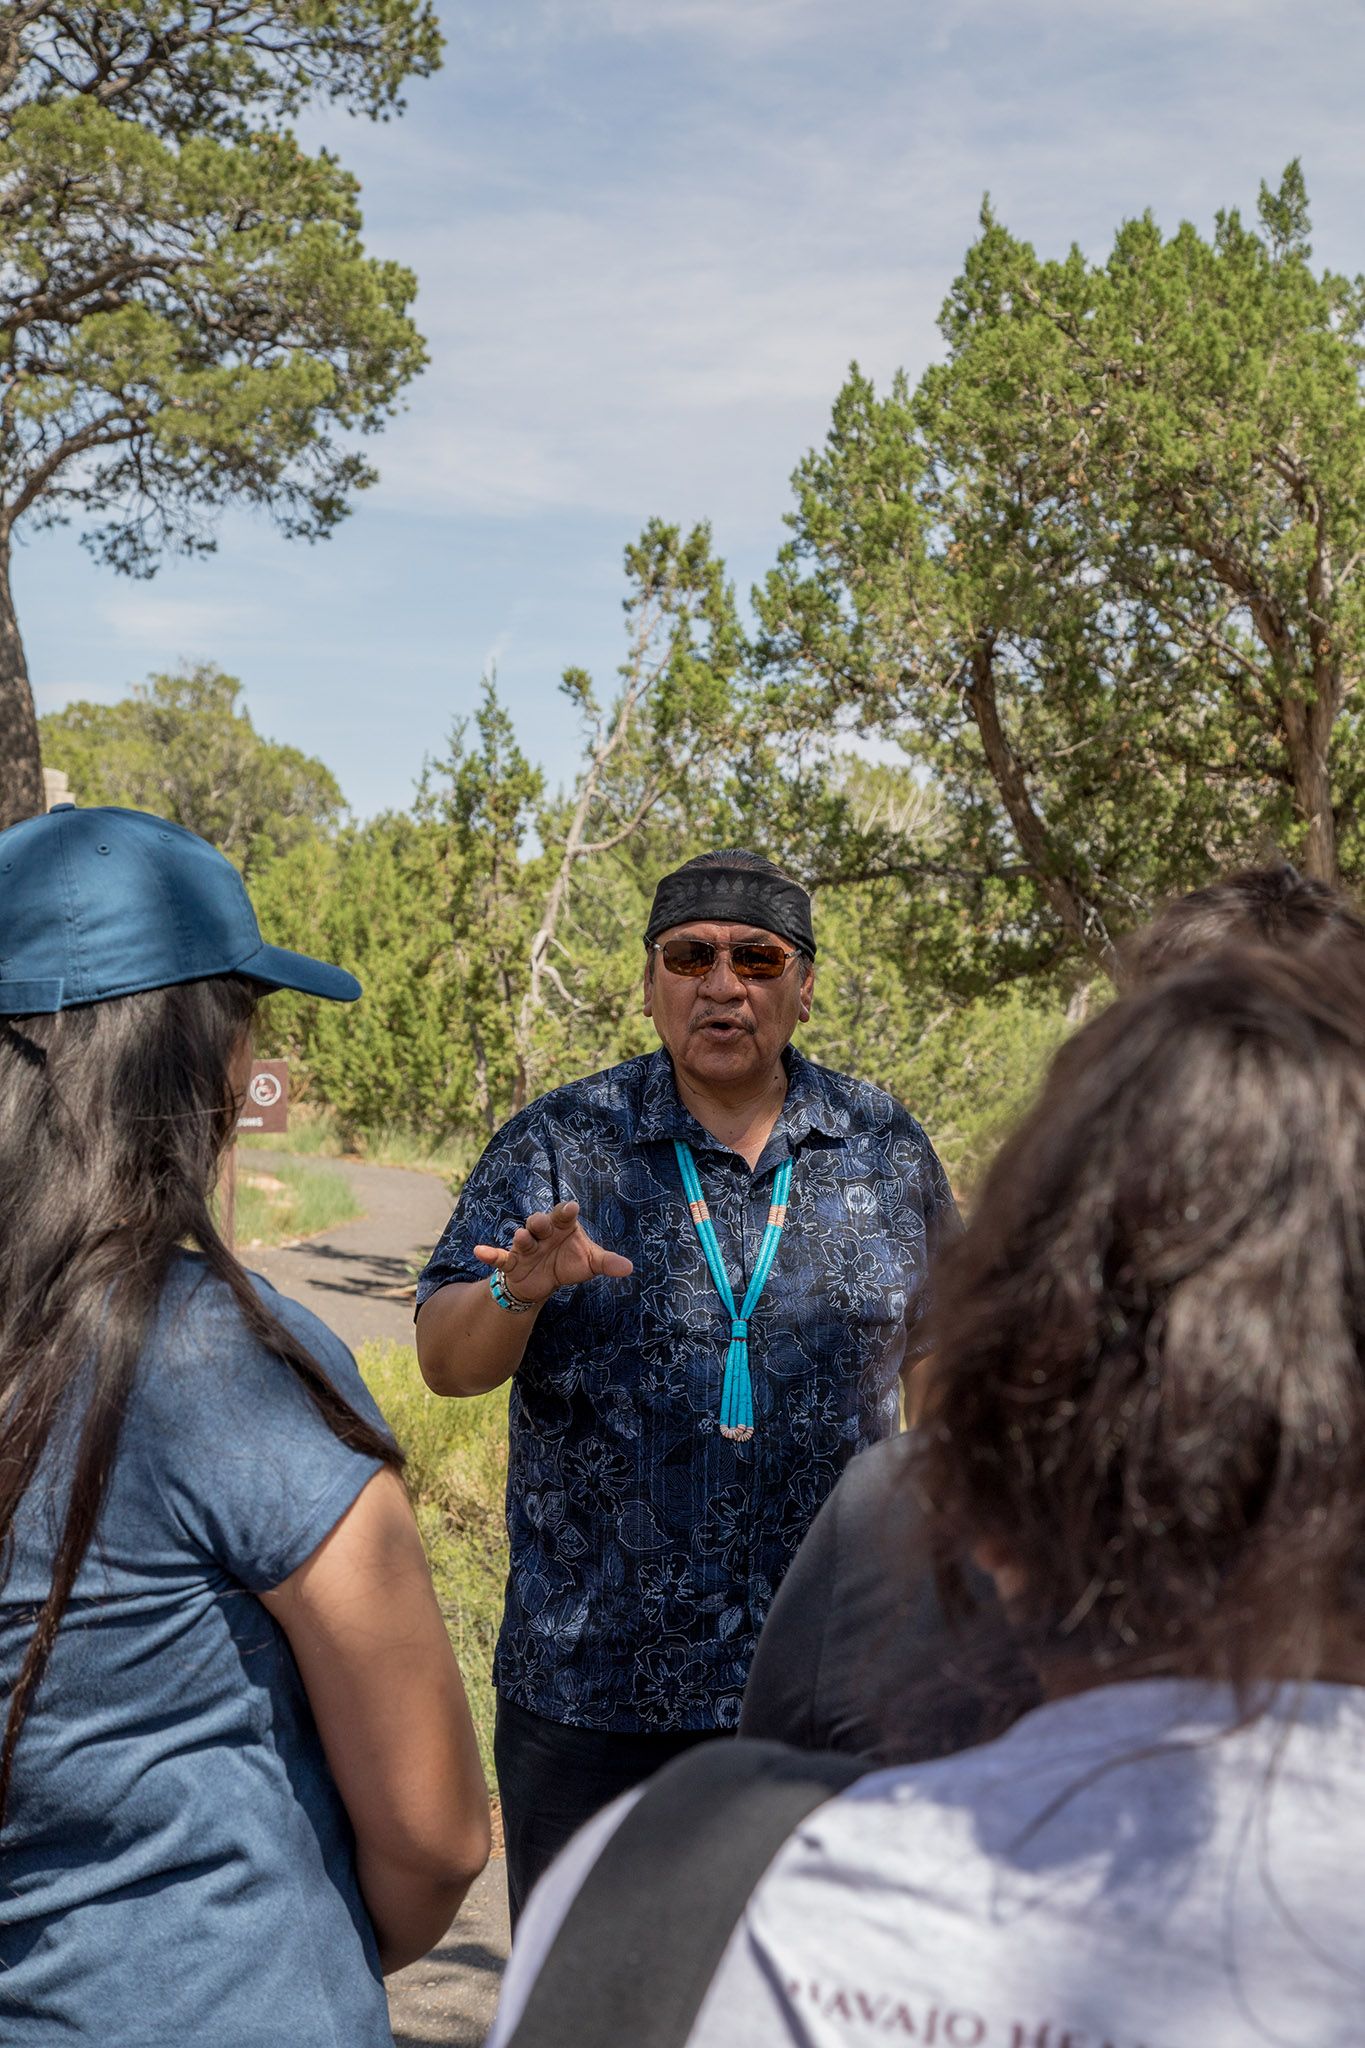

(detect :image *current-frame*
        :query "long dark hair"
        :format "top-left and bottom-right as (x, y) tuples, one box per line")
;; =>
(919, 946), (1365, 1696)
(0, 975), (400, 1824)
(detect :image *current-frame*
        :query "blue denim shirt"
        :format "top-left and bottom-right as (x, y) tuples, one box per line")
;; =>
(417, 1047), (954, 1733)
(0, 1258), (393, 2048)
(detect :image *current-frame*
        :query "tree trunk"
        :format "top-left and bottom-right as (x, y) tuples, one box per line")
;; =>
(468, 1013), (496, 1137)
(1281, 676), (1340, 886)
(964, 640), (1120, 978)
(0, 539), (45, 830)
(517, 823), (586, 1093)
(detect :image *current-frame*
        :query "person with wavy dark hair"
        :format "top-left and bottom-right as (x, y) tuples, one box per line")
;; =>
(490, 944), (1365, 2048)
(0, 806), (488, 2047)
(741, 863), (1365, 1769)
(921, 946), (1365, 1705)
(1121, 860), (1365, 984)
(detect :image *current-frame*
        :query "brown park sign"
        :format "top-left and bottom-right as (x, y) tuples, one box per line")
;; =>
(237, 1059), (289, 1135)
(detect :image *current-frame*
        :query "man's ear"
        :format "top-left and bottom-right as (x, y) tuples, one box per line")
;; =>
(642, 955), (655, 1018)
(797, 963), (815, 1024)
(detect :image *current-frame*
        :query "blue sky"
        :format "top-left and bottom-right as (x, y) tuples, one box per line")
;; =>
(18, 0), (1365, 817)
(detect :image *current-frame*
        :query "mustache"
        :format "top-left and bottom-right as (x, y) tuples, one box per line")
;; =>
(689, 1012), (755, 1034)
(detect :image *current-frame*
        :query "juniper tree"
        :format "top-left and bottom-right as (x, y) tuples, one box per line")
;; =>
(39, 663), (343, 872)
(758, 165), (1365, 983)
(0, 3), (439, 824)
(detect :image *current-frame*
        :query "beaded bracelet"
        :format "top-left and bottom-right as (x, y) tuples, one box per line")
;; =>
(489, 1266), (534, 1314)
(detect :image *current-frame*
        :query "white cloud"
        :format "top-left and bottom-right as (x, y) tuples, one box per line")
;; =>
(361, 0), (1365, 553)
(99, 592), (241, 651)
(354, 91), (961, 532)
(585, 0), (830, 50)
(31, 676), (122, 713)
(482, 630), (515, 675)
(450, 0), (834, 55)
(374, 191), (943, 533)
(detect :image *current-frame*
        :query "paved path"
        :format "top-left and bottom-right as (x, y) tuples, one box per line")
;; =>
(242, 1150), (512, 2045)
(386, 1862), (510, 2047)
(242, 1152), (453, 1348)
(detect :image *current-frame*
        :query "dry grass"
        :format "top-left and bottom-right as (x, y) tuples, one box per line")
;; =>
(241, 1105), (472, 1180)
(220, 1161), (361, 1248)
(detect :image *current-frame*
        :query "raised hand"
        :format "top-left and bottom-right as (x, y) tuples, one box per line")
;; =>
(473, 1201), (633, 1306)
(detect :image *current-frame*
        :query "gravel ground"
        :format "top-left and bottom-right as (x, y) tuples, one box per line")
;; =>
(243, 1150), (512, 2046)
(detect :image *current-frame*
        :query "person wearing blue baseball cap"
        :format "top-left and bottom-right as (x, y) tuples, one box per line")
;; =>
(0, 807), (489, 2047)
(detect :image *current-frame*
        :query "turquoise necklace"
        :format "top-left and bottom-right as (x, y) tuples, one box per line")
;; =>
(674, 1139), (794, 1442)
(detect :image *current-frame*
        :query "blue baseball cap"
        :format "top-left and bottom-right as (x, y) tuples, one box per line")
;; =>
(0, 805), (361, 1013)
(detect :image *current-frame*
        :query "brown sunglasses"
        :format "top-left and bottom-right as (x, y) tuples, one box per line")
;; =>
(650, 936), (800, 982)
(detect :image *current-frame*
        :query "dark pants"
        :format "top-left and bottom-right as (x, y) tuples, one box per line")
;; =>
(494, 1693), (726, 1928)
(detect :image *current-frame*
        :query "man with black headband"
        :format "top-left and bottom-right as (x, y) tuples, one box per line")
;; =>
(416, 850), (954, 1920)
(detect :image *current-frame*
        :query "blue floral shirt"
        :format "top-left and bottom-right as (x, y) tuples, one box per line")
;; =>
(417, 1047), (955, 1733)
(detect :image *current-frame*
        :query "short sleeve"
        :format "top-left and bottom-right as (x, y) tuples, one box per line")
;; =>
(139, 1267), (393, 1592)
(416, 1106), (560, 1308)
(746, 1435), (1021, 1767)
(904, 1122), (961, 1360)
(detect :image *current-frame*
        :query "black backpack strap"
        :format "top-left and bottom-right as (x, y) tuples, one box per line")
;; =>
(503, 1737), (864, 2048)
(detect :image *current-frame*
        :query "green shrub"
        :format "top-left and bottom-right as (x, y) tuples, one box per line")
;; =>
(898, 986), (1076, 1198)
(240, 1103), (473, 1179)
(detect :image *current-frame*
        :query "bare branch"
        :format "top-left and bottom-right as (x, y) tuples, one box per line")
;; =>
(7, 412), (140, 522)
(576, 777), (668, 858)
(540, 961), (587, 1014)
(1, 254), (190, 337)
(962, 636), (1119, 974)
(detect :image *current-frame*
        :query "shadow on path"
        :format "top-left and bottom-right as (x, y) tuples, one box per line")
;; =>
(283, 1241), (417, 1299)
(386, 1863), (511, 2047)
(242, 1152), (455, 1349)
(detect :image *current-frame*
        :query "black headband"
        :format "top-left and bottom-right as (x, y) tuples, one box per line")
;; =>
(644, 863), (816, 957)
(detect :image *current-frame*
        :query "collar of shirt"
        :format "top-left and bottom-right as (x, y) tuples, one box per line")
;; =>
(631, 1044), (854, 1164)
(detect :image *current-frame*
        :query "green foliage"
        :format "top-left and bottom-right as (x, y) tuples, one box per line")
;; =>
(417, 680), (547, 1128)
(251, 813), (470, 1142)
(249, 684), (545, 1150)
(3, 6), (442, 136)
(893, 987), (1074, 1197)
(794, 782), (1072, 1193)
(0, 3), (438, 822)
(757, 166), (1365, 984)
(357, 1343), (507, 1779)
(1, 7), (434, 562)
(39, 665), (343, 872)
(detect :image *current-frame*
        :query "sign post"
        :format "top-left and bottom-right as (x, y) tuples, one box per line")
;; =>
(238, 1060), (290, 1137)
(226, 1061), (290, 1252)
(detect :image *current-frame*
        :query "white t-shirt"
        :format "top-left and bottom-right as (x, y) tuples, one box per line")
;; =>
(489, 1680), (1365, 2048)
